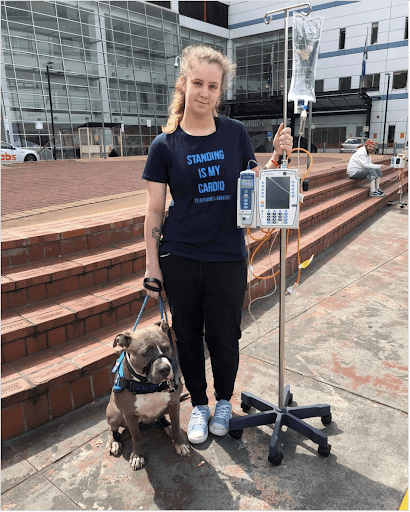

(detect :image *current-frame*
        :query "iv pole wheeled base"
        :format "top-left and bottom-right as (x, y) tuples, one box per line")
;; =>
(229, 387), (332, 466)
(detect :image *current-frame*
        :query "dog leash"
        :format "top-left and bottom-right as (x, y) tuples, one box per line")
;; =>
(137, 278), (180, 386)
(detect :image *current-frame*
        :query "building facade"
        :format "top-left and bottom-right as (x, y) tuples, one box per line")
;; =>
(1, 0), (408, 158)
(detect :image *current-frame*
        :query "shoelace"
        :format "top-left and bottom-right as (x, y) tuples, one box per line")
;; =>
(190, 407), (209, 426)
(214, 403), (231, 421)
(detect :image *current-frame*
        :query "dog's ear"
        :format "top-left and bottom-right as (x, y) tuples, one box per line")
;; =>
(113, 331), (132, 348)
(154, 320), (169, 333)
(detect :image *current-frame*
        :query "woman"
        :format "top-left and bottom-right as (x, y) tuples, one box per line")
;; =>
(142, 45), (292, 445)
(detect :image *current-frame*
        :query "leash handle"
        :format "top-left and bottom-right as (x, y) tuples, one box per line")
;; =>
(143, 277), (162, 292)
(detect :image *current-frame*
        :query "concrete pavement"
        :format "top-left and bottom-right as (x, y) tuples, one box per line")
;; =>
(1, 189), (408, 509)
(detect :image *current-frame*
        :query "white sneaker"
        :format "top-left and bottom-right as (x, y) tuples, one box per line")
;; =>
(187, 405), (210, 444)
(209, 400), (232, 436)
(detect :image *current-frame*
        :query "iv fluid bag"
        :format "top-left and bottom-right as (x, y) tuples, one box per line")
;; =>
(288, 13), (323, 104)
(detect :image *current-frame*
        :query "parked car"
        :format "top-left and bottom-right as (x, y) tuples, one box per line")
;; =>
(1, 141), (39, 162)
(293, 135), (317, 153)
(340, 137), (379, 154)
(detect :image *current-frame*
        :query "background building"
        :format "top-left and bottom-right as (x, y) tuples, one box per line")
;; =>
(1, 0), (408, 158)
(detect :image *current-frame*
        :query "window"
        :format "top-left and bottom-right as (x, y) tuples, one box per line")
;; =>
(405, 17), (408, 40)
(339, 76), (351, 90)
(315, 79), (324, 92)
(362, 73), (380, 91)
(179, 1), (228, 28)
(339, 28), (346, 50)
(392, 71), (408, 89)
(371, 22), (378, 44)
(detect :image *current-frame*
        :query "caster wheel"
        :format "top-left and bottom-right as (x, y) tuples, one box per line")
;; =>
(318, 444), (331, 457)
(268, 451), (283, 466)
(286, 393), (293, 406)
(321, 413), (332, 426)
(241, 401), (251, 412)
(229, 429), (243, 440)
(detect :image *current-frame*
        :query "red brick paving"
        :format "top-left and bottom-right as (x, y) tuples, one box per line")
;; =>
(1, 157), (148, 215)
(1, 153), (354, 216)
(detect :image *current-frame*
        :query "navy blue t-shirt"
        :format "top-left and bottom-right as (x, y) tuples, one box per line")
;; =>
(142, 117), (256, 262)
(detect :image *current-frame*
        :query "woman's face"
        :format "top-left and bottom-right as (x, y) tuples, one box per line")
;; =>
(182, 61), (223, 118)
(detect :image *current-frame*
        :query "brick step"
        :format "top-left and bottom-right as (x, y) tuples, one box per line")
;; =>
(1, 160), (391, 270)
(1, 165), (397, 311)
(1, 238), (147, 311)
(301, 165), (396, 208)
(2, 175), (406, 441)
(245, 176), (408, 304)
(1, 269), (165, 363)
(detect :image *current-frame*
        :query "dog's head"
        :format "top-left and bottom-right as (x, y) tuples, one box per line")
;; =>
(114, 320), (173, 384)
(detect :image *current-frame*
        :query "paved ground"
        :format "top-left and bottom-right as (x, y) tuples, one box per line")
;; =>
(1, 152), (365, 229)
(1, 154), (408, 510)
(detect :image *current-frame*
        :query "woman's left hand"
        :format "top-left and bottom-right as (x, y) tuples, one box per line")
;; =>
(273, 123), (293, 156)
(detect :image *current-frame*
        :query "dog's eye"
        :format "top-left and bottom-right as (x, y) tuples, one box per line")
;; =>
(140, 346), (153, 357)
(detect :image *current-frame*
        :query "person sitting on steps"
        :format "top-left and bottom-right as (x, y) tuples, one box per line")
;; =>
(346, 139), (384, 197)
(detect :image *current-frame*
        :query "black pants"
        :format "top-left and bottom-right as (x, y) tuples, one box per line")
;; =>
(160, 253), (248, 406)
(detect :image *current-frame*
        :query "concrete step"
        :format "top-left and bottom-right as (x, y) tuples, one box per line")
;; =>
(1, 158), (406, 440)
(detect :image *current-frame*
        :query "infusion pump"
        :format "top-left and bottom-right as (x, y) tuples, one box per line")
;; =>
(237, 168), (301, 229)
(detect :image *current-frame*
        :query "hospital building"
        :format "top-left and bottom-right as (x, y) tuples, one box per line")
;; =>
(1, 0), (408, 158)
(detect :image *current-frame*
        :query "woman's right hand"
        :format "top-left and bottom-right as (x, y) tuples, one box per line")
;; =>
(144, 268), (164, 299)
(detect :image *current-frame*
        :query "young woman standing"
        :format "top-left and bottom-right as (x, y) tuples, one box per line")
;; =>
(142, 45), (293, 444)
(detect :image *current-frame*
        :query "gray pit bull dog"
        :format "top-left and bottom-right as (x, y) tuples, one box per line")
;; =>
(106, 320), (190, 470)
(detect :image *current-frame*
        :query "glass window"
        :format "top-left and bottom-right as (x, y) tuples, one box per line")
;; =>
(392, 71), (407, 89)
(79, 10), (95, 25)
(339, 28), (346, 50)
(130, 23), (147, 37)
(315, 79), (324, 92)
(81, 23), (97, 38)
(64, 60), (86, 74)
(37, 41), (62, 57)
(31, 2), (56, 16)
(59, 19), (82, 35)
(60, 33), (83, 48)
(56, 4), (80, 22)
(34, 27), (60, 44)
(339, 76), (351, 90)
(371, 22), (378, 45)
(32, 12), (58, 31)
(405, 17), (408, 40)
(62, 46), (85, 60)
(148, 27), (164, 41)
(128, 1), (145, 14)
(12, 52), (39, 67)
(5, 5), (32, 24)
(8, 21), (35, 39)
(112, 18), (129, 32)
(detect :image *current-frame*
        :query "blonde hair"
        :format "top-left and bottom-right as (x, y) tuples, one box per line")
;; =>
(162, 45), (236, 134)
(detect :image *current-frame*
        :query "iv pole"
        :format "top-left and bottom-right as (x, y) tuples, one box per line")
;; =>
(267, 2), (311, 410)
(229, 3), (333, 466)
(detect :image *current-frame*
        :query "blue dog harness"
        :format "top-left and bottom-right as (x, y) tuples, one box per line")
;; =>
(111, 292), (180, 395)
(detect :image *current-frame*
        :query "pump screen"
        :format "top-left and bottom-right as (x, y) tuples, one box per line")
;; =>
(241, 177), (254, 187)
(265, 177), (290, 209)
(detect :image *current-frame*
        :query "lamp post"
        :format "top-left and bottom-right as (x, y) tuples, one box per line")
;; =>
(46, 61), (57, 160)
(382, 72), (390, 155)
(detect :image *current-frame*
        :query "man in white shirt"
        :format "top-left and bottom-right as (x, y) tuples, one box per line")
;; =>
(346, 139), (384, 197)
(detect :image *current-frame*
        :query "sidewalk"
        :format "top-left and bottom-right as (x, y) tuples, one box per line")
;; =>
(1, 155), (408, 510)
(2, 153), (364, 229)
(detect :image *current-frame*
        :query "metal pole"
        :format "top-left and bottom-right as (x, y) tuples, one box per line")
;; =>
(264, 3), (312, 410)
(382, 73), (390, 155)
(46, 62), (57, 160)
(99, 80), (106, 159)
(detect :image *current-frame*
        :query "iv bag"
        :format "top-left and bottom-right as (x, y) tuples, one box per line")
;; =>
(288, 13), (323, 104)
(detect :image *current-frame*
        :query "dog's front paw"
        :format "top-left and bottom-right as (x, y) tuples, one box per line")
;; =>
(109, 440), (122, 456)
(129, 452), (145, 470)
(175, 442), (190, 457)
